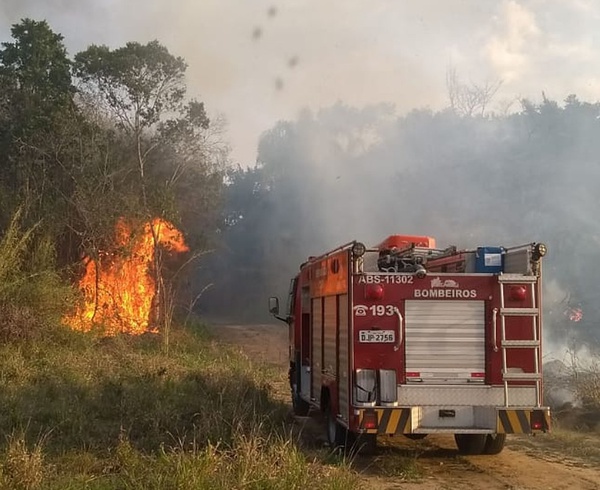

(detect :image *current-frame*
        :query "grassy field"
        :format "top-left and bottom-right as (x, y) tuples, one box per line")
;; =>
(0, 325), (359, 489)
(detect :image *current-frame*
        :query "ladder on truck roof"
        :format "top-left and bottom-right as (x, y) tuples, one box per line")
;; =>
(379, 244), (457, 262)
(497, 274), (541, 407)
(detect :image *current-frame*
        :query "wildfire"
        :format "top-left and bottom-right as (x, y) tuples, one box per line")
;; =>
(66, 218), (189, 336)
(567, 307), (583, 323)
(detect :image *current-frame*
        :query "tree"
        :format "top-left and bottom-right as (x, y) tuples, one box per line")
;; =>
(0, 18), (73, 128)
(74, 40), (225, 334)
(0, 19), (75, 233)
(446, 67), (502, 117)
(74, 41), (187, 210)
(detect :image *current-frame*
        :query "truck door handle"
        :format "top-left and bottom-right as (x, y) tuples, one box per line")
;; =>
(492, 307), (499, 352)
(394, 308), (404, 352)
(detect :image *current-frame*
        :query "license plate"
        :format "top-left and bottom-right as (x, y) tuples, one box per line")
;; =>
(359, 330), (395, 343)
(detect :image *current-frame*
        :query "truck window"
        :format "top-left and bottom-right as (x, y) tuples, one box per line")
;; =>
(286, 277), (297, 316)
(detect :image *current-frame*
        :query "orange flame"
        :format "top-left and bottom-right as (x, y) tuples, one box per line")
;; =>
(66, 218), (189, 336)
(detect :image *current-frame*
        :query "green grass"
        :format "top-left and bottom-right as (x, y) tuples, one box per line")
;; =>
(368, 454), (423, 480)
(0, 324), (359, 489)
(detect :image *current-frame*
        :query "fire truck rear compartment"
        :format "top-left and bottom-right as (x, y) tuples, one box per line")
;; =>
(398, 299), (538, 432)
(404, 300), (485, 383)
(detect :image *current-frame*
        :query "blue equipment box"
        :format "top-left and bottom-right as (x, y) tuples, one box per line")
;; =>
(475, 247), (504, 273)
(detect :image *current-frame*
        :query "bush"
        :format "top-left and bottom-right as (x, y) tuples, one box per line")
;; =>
(575, 369), (600, 411)
(0, 209), (75, 342)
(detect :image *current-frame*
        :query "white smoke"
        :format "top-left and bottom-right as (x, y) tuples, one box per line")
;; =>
(2, 1), (600, 164)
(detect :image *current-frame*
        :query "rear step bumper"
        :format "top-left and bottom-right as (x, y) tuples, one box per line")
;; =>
(355, 406), (551, 435)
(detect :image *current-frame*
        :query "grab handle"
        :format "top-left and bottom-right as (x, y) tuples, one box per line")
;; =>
(394, 308), (404, 352)
(492, 307), (499, 352)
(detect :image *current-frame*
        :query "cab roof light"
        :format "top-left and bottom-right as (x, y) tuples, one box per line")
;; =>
(352, 242), (366, 258)
(532, 243), (547, 261)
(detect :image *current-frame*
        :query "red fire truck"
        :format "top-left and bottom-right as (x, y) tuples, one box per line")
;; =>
(269, 235), (550, 455)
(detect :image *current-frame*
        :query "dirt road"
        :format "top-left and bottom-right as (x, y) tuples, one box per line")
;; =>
(209, 323), (600, 490)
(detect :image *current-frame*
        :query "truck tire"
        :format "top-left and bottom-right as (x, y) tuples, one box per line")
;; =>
(454, 434), (487, 455)
(352, 432), (377, 455)
(292, 391), (310, 416)
(483, 433), (506, 455)
(325, 407), (376, 455)
(325, 405), (347, 450)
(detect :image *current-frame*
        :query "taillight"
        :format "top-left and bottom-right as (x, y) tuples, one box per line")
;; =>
(361, 410), (378, 430)
(354, 369), (377, 405)
(379, 369), (397, 404)
(530, 410), (549, 432)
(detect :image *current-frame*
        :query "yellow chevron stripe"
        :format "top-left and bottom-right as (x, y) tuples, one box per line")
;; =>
(388, 409), (401, 434)
(497, 417), (508, 433)
(359, 408), (411, 434)
(401, 409), (411, 433)
(497, 410), (520, 433)
(507, 410), (521, 432)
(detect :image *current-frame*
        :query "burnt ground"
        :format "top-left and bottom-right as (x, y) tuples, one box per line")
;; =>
(208, 323), (600, 490)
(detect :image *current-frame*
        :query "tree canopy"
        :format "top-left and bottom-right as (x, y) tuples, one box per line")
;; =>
(0, 19), (226, 338)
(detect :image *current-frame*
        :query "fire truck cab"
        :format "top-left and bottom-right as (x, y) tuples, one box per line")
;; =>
(269, 235), (550, 455)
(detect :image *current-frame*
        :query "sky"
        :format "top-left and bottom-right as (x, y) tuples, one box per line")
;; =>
(1, 0), (600, 165)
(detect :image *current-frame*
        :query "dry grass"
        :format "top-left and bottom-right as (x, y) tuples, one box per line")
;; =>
(0, 432), (46, 490)
(0, 324), (360, 489)
(507, 423), (600, 466)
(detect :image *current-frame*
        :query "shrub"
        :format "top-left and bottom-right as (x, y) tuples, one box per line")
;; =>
(0, 209), (75, 342)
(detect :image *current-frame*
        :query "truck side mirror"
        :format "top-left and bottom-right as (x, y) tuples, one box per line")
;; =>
(268, 296), (280, 316)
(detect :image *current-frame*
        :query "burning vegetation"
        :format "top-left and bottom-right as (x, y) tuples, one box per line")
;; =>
(66, 218), (189, 336)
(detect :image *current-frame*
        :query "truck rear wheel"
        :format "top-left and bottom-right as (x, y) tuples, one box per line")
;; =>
(454, 434), (487, 455)
(292, 391), (310, 416)
(325, 405), (348, 450)
(325, 407), (376, 454)
(352, 432), (377, 455)
(483, 433), (506, 455)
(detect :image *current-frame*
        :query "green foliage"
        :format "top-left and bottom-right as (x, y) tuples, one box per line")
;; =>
(0, 208), (74, 342)
(74, 41), (187, 131)
(0, 208), (38, 294)
(74, 37), (224, 262)
(369, 452), (423, 480)
(0, 18), (75, 237)
(0, 18), (73, 130)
